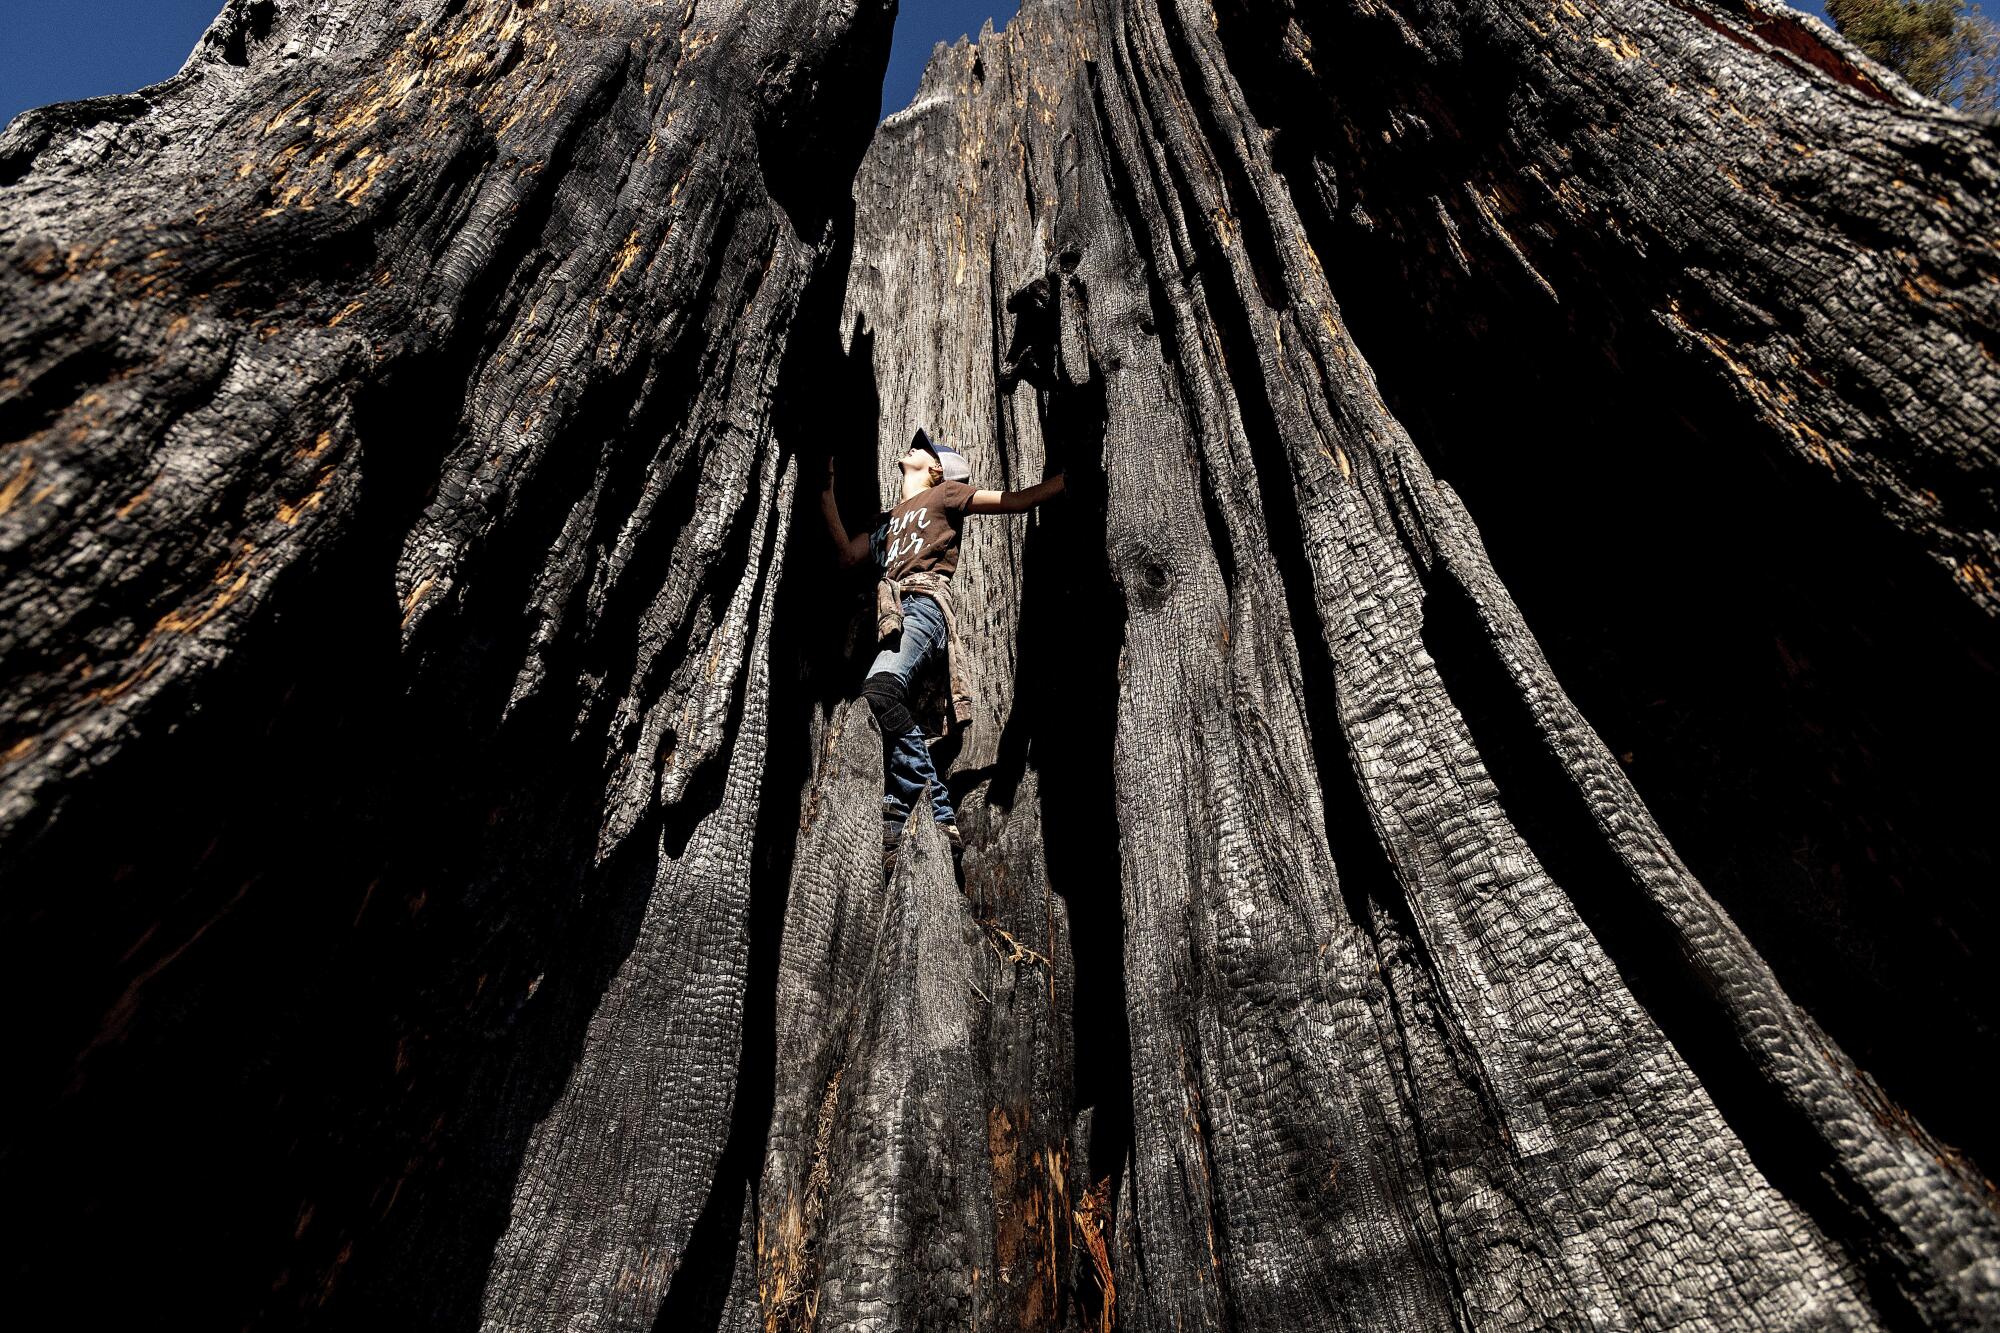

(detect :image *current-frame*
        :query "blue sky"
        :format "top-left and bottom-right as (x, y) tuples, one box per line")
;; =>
(1, 1), (221, 127)
(882, 2), (1021, 113)
(0, 1), (1025, 128)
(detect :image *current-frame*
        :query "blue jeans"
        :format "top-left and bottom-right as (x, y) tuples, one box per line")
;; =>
(865, 592), (958, 830)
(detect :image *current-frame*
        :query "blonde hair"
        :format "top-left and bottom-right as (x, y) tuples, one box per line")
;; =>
(927, 463), (944, 488)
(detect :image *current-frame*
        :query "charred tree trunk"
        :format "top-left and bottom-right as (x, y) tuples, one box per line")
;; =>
(3, 0), (1997, 1330)
(0, 0), (894, 1324)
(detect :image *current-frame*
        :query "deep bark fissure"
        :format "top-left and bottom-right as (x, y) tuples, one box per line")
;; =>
(1290, 64), (2000, 1179)
(1416, 571), (1928, 1330)
(1226, 0), (2000, 1185)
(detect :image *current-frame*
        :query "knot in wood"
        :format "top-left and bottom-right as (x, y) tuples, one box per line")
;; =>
(1113, 536), (1176, 609)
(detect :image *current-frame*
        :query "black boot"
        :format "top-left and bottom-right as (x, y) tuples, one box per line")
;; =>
(882, 817), (905, 876)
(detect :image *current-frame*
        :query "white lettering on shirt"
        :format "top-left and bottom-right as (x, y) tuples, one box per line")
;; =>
(884, 505), (930, 565)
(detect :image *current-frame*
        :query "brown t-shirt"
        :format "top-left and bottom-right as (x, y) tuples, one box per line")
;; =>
(874, 480), (975, 581)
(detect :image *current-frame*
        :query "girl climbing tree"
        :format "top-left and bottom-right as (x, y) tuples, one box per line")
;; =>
(821, 429), (1065, 871)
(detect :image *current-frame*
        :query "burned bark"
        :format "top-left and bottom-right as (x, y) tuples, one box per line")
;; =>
(771, 0), (2000, 1327)
(3, 0), (1998, 1329)
(0, 0), (892, 1325)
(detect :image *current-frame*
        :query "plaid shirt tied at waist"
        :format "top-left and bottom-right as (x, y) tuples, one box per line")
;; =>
(875, 571), (973, 736)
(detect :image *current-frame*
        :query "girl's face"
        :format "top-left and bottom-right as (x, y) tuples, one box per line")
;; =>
(901, 447), (939, 478)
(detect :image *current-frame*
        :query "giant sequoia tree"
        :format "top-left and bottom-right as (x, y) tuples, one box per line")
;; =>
(2, 0), (1997, 1327)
